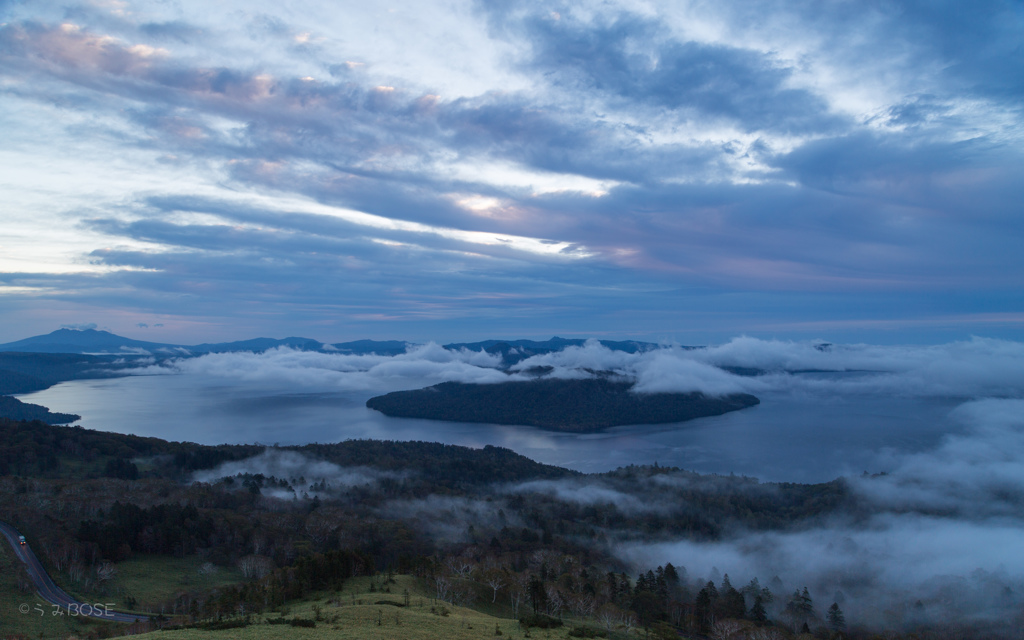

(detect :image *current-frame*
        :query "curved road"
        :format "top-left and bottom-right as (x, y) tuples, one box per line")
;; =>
(0, 520), (150, 623)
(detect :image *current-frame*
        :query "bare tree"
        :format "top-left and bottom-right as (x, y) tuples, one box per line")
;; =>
(485, 569), (506, 603)
(597, 603), (621, 633)
(52, 539), (79, 573)
(96, 562), (117, 582)
(545, 585), (564, 617)
(251, 532), (268, 556)
(445, 555), (473, 577)
(197, 562), (218, 576)
(237, 555), (274, 579)
(711, 619), (744, 640)
(568, 593), (595, 620)
(620, 610), (638, 636)
(304, 512), (337, 547)
(452, 584), (476, 608)
(509, 572), (528, 620)
(434, 574), (452, 602)
(68, 563), (86, 584)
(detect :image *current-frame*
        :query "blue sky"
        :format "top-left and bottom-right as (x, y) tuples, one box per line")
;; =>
(1, 0), (1023, 344)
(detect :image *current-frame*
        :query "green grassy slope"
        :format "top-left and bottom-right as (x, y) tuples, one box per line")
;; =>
(131, 575), (617, 640)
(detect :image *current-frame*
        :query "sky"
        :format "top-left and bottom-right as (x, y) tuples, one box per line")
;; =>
(2, 0), (1023, 344)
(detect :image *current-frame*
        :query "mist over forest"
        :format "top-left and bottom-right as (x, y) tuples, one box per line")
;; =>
(2, 335), (1023, 637)
(181, 337), (1024, 630)
(4, 0), (1023, 637)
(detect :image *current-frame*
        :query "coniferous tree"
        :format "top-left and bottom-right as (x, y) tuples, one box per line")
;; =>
(743, 577), (761, 597)
(720, 574), (745, 619)
(800, 587), (814, 618)
(705, 580), (719, 602)
(655, 566), (668, 600)
(695, 587), (714, 632)
(607, 572), (619, 602)
(619, 573), (631, 603)
(663, 563), (680, 587)
(750, 595), (768, 623)
(827, 602), (846, 630)
(785, 588), (815, 627)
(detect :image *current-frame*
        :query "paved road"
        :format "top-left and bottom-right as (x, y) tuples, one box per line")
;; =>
(0, 520), (150, 623)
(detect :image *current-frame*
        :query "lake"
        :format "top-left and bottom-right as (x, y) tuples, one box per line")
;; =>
(18, 372), (965, 483)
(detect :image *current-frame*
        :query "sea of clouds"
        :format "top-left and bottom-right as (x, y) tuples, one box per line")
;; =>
(166, 337), (1024, 628)
(135, 335), (1024, 400)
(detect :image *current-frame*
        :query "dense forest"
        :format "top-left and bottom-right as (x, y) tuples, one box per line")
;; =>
(366, 378), (760, 431)
(1, 417), (1018, 639)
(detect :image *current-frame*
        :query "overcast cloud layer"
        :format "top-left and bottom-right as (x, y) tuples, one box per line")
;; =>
(2, 0), (1023, 343)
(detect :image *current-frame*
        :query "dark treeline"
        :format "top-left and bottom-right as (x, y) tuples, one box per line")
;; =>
(78, 502), (213, 559)
(0, 417), (262, 477)
(2, 419), (848, 543)
(0, 352), (132, 395)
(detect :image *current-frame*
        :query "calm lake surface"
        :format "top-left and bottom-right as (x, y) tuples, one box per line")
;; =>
(19, 372), (965, 483)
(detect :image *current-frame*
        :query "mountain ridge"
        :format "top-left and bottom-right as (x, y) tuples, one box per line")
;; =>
(0, 329), (411, 356)
(1, 329), (674, 359)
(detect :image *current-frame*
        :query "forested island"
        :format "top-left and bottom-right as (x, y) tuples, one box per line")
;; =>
(366, 378), (760, 431)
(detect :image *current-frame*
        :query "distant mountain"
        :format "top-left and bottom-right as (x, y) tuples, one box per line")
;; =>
(0, 329), (180, 355)
(189, 337), (412, 355)
(190, 337), (326, 354)
(0, 329), (413, 357)
(329, 340), (410, 356)
(1, 329), (693, 365)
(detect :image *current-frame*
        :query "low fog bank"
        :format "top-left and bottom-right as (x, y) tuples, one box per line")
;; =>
(511, 336), (1024, 398)
(505, 478), (669, 514)
(619, 398), (1024, 629)
(173, 395), (1024, 631)
(126, 335), (1024, 400)
(851, 399), (1024, 518)
(160, 337), (1024, 630)
(375, 495), (521, 542)
(193, 449), (404, 499)
(135, 342), (516, 393)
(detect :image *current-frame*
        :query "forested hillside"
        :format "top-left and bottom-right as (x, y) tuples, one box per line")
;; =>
(0, 395), (80, 424)
(1, 418), (1013, 639)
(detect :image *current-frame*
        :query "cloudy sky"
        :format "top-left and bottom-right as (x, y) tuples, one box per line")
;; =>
(2, 0), (1023, 344)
